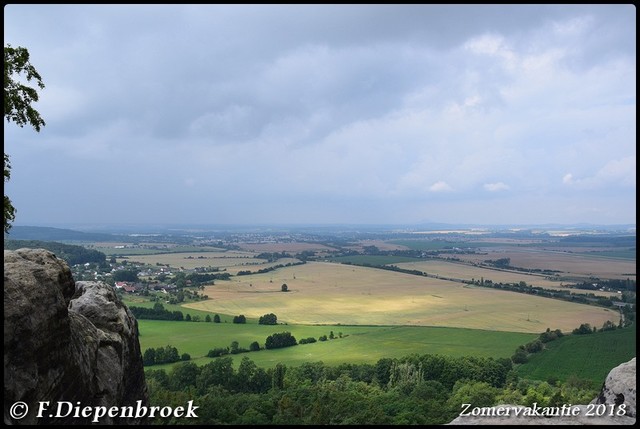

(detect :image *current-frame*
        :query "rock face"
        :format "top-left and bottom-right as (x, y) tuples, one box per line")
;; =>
(449, 357), (636, 425)
(591, 357), (636, 418)
(4, 249), (148, 424)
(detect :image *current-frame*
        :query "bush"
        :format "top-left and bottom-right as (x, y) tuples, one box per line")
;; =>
(258, 313), (278, 325)
(233, 315), (246, 324)
(572, 323), (593, 335)
(143, 345), (181, 366)
(265, 332), (297, 350)
(511, 348), (528, 364)
(525, 340), (543, 354)
(207, 347), (229, 358)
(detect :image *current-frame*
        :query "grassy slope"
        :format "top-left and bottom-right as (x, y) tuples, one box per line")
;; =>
(516, 324), (636, 384)
(138, 320), (537, 370)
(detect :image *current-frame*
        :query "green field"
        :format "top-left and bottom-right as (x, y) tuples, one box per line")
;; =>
(516, 324), (636, 385)
(122, 296), (243, 322)
(138, 319), (538, 370)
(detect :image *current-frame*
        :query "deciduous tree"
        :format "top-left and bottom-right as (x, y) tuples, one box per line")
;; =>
(4, 45), (45, 233)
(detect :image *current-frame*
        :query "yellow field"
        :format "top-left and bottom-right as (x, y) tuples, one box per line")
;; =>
(394, 260), (618, 298)
(122, 251), (263, 270)
(184, 262), (618, 334)
(452, 248), (635, 281)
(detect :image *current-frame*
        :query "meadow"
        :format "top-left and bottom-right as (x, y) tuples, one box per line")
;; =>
(516, 323), (637, 385)
(183, 261), (618, 333)
(137, 319), (538, 370)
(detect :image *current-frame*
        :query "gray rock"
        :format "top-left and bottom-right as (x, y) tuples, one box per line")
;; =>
(4, 249), (148, 425)
(591, 357), (636, 418)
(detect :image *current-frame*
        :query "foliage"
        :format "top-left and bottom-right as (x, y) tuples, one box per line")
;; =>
(232, 314), (247, 324)
(143, 351), (603, 425)
(258, 313), (278, 325)
(265, 332), (297, 350)
(4, 239), (106, 265)
(112, 269), (139, 282)
(207, 347), (230, 358)
(539, 328), (564, 343)
(143, 345), (181, 366)
(129, 303), (184, 321)
(572, 323), (594, 335)
(237, 261), (305, 276)
(511, 347), (528, 364)
(516, 323), (636, 385)
(4, 45), (45, 233)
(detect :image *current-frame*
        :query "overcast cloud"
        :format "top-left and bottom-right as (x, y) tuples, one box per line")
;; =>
(3, 4), (636, 227)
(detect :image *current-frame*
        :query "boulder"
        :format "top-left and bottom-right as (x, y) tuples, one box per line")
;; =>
(4, 249), (148, 424)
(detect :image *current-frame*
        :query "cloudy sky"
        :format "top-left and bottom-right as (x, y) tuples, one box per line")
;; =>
(4, 5), (636, 228)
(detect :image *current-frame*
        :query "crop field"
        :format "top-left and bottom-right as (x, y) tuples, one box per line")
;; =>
(92, 243), (226, 256)
(236, 242), (338, 253)
(349, 239), (411, 251)
(183, 262), (617, 334)
(390, 239), (514, 250)
(450, 248), (636, 281)
(119, 251), (264, 270)
(396, 260), (563, 286)
(328, 255), (422, 265)
(516, 324), (636, 385)
(393, 260), (618, 297)
(138, 320), (538, 370)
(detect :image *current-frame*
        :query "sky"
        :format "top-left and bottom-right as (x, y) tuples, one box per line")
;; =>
(3, 4), (636, 227)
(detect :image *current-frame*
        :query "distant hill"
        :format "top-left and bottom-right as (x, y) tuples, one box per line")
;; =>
(4, 239), (107, 266)
(4, 226), (125, 242)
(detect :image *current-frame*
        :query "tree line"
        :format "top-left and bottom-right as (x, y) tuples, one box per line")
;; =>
(129, 303), (185, 321)
(143, 345), (190, 366)
(4, 239), (107, 265)
(144, 351), (600, 425)
(236, 261), (306, 276)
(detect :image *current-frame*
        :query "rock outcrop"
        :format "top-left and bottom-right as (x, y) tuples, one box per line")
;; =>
(4, 249), (148, 424)
(449, 357), (636, 425)
(591, 357), (636, 418)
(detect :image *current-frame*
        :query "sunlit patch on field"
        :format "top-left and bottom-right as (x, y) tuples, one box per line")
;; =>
(184, 261), (618, 333)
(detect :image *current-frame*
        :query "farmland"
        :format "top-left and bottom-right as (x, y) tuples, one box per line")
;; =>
(20, 224), (631, 375)
(393, 259), (618, 296)
(137, 320), (538, 370)
(516, 323), (637, 384)
(183, 261), (618, 333)
(451, 248), (636, 282)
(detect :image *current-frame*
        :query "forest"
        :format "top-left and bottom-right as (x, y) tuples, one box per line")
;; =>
(144, 351), (601, 425)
